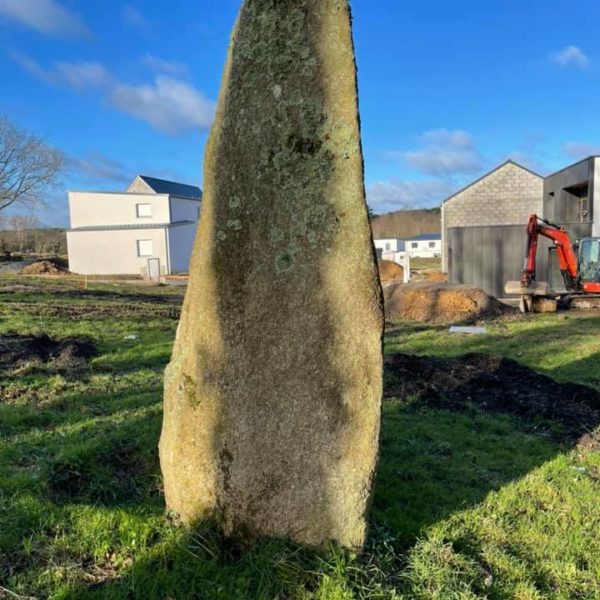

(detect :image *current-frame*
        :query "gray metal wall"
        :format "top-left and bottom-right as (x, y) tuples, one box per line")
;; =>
(448, 222), (594, 298)
(447, 225), (526, 298)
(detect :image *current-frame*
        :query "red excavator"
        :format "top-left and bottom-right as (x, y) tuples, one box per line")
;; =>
(506, 213), (600, 312)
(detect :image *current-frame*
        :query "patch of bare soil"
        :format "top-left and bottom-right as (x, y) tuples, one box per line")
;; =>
(20, 260), (68, 275)
(379, 260), (404, 284)
(384, 282), (514, 323)
(0, 333), (96, 371)
(385, 353), (600, 451)
(423, 270), (448, 283)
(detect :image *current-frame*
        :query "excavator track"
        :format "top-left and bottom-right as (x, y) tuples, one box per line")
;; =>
(565, 294), (600, 311)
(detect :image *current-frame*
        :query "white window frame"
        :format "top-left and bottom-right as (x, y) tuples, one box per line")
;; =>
(411, 242), (418, 249)
(137, 239), (154, 257)
(136, 203), (152, 218)
(429, 241), (436, 248)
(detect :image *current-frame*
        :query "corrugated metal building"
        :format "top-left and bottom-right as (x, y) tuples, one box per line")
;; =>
(442, 160), (544, 298)
(442, 157), (600, 298)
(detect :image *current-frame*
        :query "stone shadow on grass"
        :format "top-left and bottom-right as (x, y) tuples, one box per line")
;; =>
(375, 348), (600, 548)
(11, 351), (600, 598)
(55, 394), (586, 599)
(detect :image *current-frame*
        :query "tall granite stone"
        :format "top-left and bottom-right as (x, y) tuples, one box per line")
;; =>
(159, 0), (383, 550)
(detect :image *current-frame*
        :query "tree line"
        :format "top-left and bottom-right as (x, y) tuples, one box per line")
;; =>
(0, 213), (66, 257)
(370, 207), (441, 240)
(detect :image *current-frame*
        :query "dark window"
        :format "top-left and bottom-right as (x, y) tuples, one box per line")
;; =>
(561, 182), (590, 223)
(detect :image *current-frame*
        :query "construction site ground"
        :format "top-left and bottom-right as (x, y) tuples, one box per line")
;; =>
(1, 274), (600, 599)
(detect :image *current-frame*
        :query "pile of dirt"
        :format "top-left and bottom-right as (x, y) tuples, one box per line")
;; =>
(378, 260), (404, 284)
(0, 333), (96, 370)
(423, 270), (448, 283)
(20, 260), (67, 275)
(384, 282), (512, 323)
(385, 352), (600, 451)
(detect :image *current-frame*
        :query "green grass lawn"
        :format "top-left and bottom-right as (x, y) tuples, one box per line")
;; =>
(1, 276), (599, 599)
(408, 258), (441, 271)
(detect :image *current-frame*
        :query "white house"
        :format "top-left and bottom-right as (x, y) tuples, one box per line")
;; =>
(67, 175), (201, 278)
(406, 233), (442, 258)
(373, 238), (405, 258)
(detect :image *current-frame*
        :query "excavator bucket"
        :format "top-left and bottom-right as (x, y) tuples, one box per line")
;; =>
(505, 280), (554, 297)
(505, 280), (557, 314)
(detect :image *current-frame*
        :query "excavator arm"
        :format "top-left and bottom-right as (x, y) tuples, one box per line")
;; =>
(521, 214), (579, 291)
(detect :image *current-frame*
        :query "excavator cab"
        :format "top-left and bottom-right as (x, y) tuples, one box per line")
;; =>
(579, 238), (600, 288)
(506, 214), (600, 311)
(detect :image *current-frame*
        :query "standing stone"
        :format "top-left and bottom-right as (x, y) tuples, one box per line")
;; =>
(159, 0), (383, 550)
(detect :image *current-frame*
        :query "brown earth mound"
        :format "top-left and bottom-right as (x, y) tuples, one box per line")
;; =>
(378, 260), (404, 284)
(423, 270), (448, 283)
(0, 333), (96, 370)
(384, 282), (512, 323)
(20, 260), (67, 275)
(385, 353), (600, 451)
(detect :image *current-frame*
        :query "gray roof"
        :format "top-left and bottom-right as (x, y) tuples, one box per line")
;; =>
(137, 175), (202, 199)
(69, 220), (195, 232)
(408, 233), (441, 242)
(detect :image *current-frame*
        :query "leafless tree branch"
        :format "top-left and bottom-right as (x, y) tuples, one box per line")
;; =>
(0, 116), (65, 212)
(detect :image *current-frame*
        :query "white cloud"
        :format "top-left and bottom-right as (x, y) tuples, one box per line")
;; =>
(143, 54), (189, 77)
(110, 76), (215, 135)
(0, 0), (89, 37)
(367, 179), (455, 213)
(55, 61), (113, 90)
(122, 4), (150, 33)
(564, 141), (600, 160)
(72, 153), (131, 184)
(373, 129), (484, 213)
(10, 51), (54, 82)
(13, 54), (215, 136)
(552, 45), (589, 68)
(394, 129), (484, 177)
(10, 52), (111, 90)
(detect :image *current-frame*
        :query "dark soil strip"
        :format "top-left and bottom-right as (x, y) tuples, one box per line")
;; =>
(0, 333), (97, 371)
(385, 353), (600, 452)
(0, 302), (181, 320)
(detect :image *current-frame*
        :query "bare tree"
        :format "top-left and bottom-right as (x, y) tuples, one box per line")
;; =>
(9, 214), (39, 254)
(0, 116), (65, 212)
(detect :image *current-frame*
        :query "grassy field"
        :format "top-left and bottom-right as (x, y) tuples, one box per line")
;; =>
(1, 276), (600, 599)
(407, 257), (441, 271)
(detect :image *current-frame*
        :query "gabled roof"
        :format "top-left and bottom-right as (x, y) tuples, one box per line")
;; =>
(128, 175), (202, 199)
(408, 233), (441, 242)
(442, 160), (543, 205)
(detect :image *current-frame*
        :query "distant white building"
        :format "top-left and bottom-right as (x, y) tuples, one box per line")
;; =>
(406, 233), (442, 258)
(373, 238), (405, 259)
(67, 175), (201, 278)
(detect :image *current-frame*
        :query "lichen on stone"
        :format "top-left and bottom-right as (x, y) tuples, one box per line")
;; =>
(227, 219), (242, 231)
(275, 252), (295, 273)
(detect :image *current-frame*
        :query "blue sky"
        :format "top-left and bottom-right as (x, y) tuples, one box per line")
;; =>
(1, 0), (600, 225)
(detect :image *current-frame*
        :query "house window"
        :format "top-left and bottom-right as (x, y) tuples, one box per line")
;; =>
(411, 242), (418, 249)
(429, 242), (436, 248)
(385, 242), (391, 251)
(137, 240), (153, 257)
(136, 203), (152, 218)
